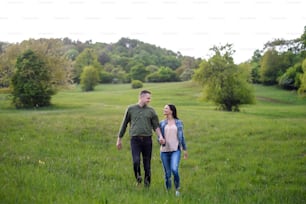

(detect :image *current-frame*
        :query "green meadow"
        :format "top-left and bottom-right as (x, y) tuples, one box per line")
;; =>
(0, 82), (305, 204)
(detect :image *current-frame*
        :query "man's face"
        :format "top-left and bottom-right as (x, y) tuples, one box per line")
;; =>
(140, 93), (151, 105)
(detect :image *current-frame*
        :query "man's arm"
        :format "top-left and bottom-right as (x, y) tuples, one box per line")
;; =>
(116, 108), (130, 150)
(155, 127), (165, 145)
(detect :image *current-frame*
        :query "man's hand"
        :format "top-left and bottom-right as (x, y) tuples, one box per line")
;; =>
(116, 137), (122, 150)
(158, 136), (166, 145)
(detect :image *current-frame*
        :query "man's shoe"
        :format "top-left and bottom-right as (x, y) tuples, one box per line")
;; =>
(136, 176), (142, 184)
(144, 180), (150, 188)
(175, 190), (180, 196)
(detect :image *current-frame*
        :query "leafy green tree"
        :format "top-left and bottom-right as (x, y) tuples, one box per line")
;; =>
(179, 68), (194, 81)
(278, 63), (303, 90)
(193, 44), (254, 111)
(0, 44), (21, 87)
(99, 71), (114, 83)
(260, 49), (281, 85)
(98, 52), (110, 65)
(250, 49), (262, 83)
(146, 66), (179, 82)
(0, 39), (71, 88)
(65, 48), (79, 60)
(145, 65), (159, 74)
(74, 48), (101, 83)
(80, 66), (99, 91)
(11, 49), (55, 108)
(298, 58), (306, 96)
(130, 64), (149, 82)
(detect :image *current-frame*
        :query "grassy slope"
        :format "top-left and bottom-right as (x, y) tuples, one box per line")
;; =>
(0, 82), (305, 204)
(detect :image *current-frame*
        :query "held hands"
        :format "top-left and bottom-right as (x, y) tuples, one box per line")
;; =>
(158, 136), (166, 145)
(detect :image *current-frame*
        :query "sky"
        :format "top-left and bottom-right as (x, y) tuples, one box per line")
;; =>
(1, 0), (305, 63)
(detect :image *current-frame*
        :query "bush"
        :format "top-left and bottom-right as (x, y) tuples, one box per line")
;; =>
(99, 71), (114, 83)
(80, 66), (100, 91)
(131, 80), (143, 89)
(11, 49), (55, 108)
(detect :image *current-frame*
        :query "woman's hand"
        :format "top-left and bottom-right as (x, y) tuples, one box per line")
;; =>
(183, 151), (188, 159)
(159, 136), (166, 145)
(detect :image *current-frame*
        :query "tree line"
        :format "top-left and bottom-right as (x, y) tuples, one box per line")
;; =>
(0, 26), (305, 110)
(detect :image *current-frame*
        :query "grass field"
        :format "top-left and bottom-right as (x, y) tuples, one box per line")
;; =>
(0, 82), (305, 204)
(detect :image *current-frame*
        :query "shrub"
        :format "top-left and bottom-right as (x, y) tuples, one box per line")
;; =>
(11, 49), (55, 108)
(80, 66), (100, 91)
(131, 80), (143, 89)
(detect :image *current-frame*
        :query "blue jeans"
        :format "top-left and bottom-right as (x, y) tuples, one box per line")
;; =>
(160, 150), (181, 190)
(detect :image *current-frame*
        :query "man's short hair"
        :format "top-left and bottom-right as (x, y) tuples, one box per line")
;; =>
(140, 90), (151, 96)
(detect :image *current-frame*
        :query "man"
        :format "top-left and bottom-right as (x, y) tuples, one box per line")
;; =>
(116, 90), (165, 187)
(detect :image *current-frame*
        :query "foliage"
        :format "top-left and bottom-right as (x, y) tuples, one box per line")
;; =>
(80, 66), (100, 91)
(146, 66), (179, 82)
(99, 71), (114, 83)
(193, 44), (255, 111)
(0, 38), (71, 88)
(249, 49), (262, 83)
(65, 48), (79, 60)
(11, 50), (55, 108)
(73, 48), (102, 84)
(260, 49), (283, 85)
(130, 64), (149, 82)
(131, 80), (143, 89)
(278, 63), (303, 90)
(179, 68), (194, 81)
(298, 58), (306, 95)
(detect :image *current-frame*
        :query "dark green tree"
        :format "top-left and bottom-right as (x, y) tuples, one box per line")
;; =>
(250, 49), (262, 83)
(11, 49), (55, 108)
(146, 66), (179, 82)
(278, 63), (303, 90)
(130, 64), (149, 82)
(193, 44), (254, 111)
(298, 58), (306, 96)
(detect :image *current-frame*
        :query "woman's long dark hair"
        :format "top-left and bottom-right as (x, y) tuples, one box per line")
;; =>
(168, 104), (179, 119)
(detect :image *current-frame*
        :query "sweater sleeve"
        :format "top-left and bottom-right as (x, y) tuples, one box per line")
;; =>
(118, 107), (130, 138)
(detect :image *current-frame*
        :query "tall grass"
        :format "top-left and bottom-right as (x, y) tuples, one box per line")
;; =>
(0, 82), (305, 204)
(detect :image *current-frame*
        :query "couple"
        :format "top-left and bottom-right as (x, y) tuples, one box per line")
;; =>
(116, 90), (188, 196)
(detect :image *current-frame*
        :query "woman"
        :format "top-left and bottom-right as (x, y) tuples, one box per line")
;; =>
(158, 104), (188, 196)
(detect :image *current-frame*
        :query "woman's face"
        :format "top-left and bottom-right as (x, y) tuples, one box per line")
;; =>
(163, 105), (172, 116)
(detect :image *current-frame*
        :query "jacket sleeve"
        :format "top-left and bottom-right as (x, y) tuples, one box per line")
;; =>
(177, 120), (187, 150)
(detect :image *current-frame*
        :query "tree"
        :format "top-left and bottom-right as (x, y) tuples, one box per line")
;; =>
(298, 58), (306, 96)
(250, 49), (262, 83)
(74, 48), (101, 83)
(130, 64), (149, 82)
(278, 63), (303, 90)
(80, 66), (100, 91)
(0, 39), (71, 88)
(260, 49), (282, 85)
(193, 44), (254, 111)
(179, 68), (194, 81)
(146, 66), (179, 82)
(11, 49), (55, 108)
(65, 48), (79, 60)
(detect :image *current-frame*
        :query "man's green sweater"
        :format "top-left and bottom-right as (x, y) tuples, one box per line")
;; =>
(118, 104), (160, 138)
